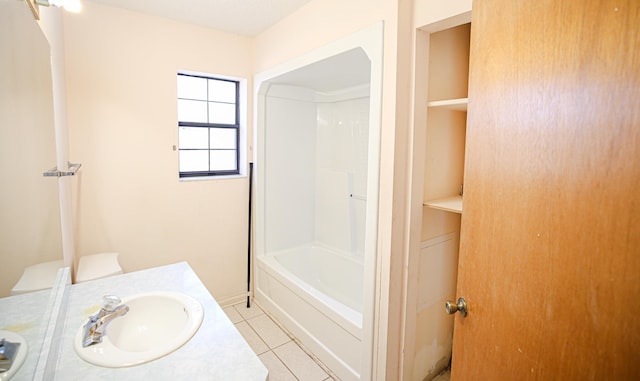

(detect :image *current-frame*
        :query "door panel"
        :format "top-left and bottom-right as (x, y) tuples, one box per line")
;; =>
(452, 1), (640, 379)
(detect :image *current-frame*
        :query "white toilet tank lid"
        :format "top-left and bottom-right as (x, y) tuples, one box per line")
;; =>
(76, 252), (123, 283)
(11, 259), (64, 295)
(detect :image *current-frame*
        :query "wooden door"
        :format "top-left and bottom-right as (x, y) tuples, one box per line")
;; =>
(452, 1), (640, 379)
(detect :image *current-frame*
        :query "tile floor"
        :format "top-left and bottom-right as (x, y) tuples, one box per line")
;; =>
(224, 302), (452, 381)
(223, 302), (337, 381)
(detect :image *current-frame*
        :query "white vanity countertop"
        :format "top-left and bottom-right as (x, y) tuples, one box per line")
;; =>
(50, 262), (268, 380)
(0, 289), (50, 381)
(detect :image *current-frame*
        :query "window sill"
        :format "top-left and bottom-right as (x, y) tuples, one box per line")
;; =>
(179, 174), (246, 182)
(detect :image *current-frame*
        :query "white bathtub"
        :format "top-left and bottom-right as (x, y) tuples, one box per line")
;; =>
(255, 244), (364, 381)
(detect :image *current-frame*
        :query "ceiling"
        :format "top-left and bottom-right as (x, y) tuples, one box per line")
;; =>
(269, 48), (371, 93)
(85, 0), (314, 36)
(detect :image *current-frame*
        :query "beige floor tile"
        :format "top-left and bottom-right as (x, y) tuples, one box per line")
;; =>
(223, 305), (244, 323)
(234, 302), (265, 320)
(234, 321), (269, 355)
(247, 314), (291, 349)
(273, 341), (328, 381)
(259, 351), (298, 381)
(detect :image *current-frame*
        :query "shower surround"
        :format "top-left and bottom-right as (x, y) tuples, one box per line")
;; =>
(254, 24), (383, 381)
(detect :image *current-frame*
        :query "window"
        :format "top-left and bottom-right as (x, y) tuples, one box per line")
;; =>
(177, 73), (240, 177)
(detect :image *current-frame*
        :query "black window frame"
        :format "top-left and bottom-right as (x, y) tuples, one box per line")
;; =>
(177, 73), (240, 178)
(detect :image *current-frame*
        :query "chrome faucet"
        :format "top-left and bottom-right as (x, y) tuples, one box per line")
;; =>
(82, 295), (129, 348)
(0, 338), (21, 372)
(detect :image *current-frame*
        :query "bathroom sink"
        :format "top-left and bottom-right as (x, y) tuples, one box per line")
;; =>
(74, 292), (204, 368)
(0, 330), (27, 381)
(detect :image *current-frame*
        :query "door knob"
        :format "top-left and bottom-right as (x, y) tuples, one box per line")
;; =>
(445, 297), (468, 317)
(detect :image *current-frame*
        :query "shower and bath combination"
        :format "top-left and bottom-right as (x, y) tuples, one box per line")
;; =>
(254, 23), (383, 381)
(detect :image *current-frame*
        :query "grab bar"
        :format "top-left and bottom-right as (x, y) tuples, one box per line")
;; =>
(349, 193), (367, 201)
(43, 162), (82, 177)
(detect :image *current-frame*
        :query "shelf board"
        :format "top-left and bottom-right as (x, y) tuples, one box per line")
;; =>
(427, 98), (468, 111)
(424, 195), (463, 214)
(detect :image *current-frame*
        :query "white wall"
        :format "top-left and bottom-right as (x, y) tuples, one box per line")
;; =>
(253, 0), (386, 74)
(63, 2), (253, 303)
(316, 95), (370, 257)
(262, 84), (370, 258)
(412, 234), (459, 379)
(263, 86), (317, 253)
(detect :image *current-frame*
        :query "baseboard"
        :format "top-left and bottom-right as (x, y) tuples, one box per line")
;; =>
(217, 292), (250, 308)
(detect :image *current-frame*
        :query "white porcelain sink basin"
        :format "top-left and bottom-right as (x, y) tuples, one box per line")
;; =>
(74, 292), (204, 367)
(0, 330), (27, 381)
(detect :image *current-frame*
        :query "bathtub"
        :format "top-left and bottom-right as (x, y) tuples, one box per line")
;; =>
(255, 244), (364, 381)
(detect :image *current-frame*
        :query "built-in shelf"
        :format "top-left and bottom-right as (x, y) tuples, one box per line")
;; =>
(427, 97), (468, 111)
(424, 195), (463, 214)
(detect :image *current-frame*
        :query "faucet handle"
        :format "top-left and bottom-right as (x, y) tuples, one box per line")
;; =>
(102, 295), (121, 312)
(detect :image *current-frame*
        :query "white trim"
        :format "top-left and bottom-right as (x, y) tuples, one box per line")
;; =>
(178, 174), (247, 182)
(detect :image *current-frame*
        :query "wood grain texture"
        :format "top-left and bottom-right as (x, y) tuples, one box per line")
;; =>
(453, 0), (640, 379)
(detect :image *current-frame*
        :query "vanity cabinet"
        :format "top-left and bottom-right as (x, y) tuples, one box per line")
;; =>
(41, 263), (267, 380)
